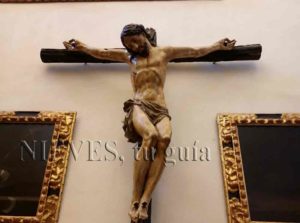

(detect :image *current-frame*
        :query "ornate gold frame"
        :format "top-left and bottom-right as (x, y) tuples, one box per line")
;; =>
(0, 111), (76, 223)
(217, 113), (300, 223)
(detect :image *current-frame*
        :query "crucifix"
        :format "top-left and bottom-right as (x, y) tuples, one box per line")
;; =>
(41, 24), (261, 223)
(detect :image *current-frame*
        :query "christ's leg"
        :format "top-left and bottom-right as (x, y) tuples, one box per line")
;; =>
(137, 116), (172, 220)
(129, 105), (158, 223)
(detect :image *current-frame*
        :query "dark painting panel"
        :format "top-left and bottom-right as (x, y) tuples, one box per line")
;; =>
(238, 125), (300, 222)
(0, 123), (54, 216)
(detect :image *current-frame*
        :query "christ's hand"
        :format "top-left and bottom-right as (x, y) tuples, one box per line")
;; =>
(215, 38), (236, 50)
(63, 39), (86, 51)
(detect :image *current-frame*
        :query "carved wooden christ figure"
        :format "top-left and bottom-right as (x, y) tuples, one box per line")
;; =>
(63, 24), (236, 222)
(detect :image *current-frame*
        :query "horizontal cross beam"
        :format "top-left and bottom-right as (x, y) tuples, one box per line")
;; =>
(40, 44), (262, 64)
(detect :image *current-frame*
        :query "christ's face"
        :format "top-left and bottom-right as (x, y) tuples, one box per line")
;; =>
(122, 34), (149, 57)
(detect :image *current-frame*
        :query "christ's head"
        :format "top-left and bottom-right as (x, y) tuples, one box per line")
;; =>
(121, 24), (157, 58)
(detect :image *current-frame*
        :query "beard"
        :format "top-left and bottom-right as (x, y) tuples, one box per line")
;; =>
(127, 43), (149, 58)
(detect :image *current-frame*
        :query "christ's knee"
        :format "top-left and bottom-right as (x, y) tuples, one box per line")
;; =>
(157, 135), (171, 156)
(140, 130), (158, 156)
(143, 130), (158, 146)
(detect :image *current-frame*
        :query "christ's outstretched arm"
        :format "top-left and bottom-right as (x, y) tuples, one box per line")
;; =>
(163, 38), (236, 61)
(63, 39), (130, 63)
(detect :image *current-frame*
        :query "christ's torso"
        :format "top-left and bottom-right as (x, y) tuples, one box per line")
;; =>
(129, 47), (168, 107)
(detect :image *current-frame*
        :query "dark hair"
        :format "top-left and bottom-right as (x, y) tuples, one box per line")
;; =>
(120, 24), (157, 47)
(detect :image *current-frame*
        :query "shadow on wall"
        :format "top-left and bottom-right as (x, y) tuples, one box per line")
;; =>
(46, 63), (129, 76)
(168, 62), (259, 75)
(45, 61), (258, 77)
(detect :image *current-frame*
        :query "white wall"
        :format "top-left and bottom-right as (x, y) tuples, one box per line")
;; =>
(1, 0), (300, 222)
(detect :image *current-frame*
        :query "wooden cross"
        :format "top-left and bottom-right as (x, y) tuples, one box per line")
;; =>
(41, 44), (261, 64)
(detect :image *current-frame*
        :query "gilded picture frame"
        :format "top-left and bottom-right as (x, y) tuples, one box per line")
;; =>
(217, 113), (300, 223)
(0, 111), (76, 223)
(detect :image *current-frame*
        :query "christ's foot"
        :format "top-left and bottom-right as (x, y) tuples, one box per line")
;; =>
(129, 201), (139, 223)
(137, 202), (149, 220)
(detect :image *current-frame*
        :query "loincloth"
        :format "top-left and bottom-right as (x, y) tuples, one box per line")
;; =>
(122, 99), (171, 145)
